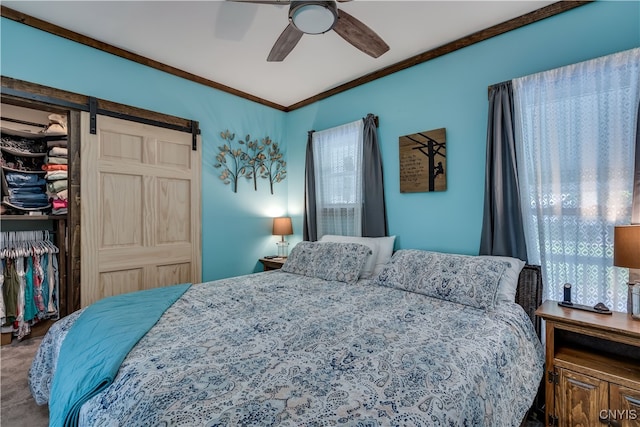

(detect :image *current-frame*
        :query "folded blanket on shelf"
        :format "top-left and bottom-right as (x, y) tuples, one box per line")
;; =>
(51, 189), (68, 201)
(41, 164), (68, 172)
(52, 199), (67, 210)
(45, 171), (67, 181)
(48, 147), (68, 157)
(46, 140), (68, 149)
(7, 187), (46, 196)
(47, 180), (68, 193)
(44, 156), (68, 165)
(5, 173), (46, 187)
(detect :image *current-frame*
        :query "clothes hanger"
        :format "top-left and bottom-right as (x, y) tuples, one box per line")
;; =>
(42, 231), (57, 254)
(0, 232), (7, 259)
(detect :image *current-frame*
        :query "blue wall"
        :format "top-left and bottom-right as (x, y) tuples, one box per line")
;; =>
(2, 1), (639, 281)
(1, 17), (288, 281)
(285, 0), (640, 255)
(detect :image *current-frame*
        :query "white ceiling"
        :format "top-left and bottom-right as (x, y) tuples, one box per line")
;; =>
(3, 0), (556, 108)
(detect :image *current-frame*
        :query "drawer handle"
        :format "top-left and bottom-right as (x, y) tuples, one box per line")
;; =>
(624, 396), (640, 406)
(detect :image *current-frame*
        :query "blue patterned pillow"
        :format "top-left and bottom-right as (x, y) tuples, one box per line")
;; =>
(282, 242), (372, 284)
(373, 249), (507, 310)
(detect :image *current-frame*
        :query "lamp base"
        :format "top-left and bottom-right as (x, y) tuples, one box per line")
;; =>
(276, 241), (290, 258)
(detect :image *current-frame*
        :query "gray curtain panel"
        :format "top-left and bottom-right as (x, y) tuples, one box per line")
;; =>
(303, 131), (317, 241)
(362, 113), (388, 237)
(632, 101), (640, 224)
(479, 81), (528, 261)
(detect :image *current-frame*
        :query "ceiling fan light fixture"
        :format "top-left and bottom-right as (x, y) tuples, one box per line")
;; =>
(289, 1), (338, 35)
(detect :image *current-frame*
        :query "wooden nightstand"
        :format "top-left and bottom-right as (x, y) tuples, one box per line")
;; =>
(535, 300), (640, 427)
(259, 257), (286, 271)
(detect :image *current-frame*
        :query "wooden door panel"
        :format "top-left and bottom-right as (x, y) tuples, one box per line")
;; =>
(157, 178), (191, 244)
(155, 263), (192, 289)
(558, 368), (608, 427)
(100, 130), (143, 162)
(610, 383), (640, 427)
(157, 139), (191, 169)
(81, 112), (201, 307)
(99, 245), (192, 271)
(98, 269), (144, 300)
(100, 173), (143, 247)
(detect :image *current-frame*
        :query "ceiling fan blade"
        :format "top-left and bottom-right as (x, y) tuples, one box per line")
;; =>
(227, 0), (290, 4)
(267, 23), (304, 62)
(333, 9), (389, 58)
(215, 1), (257, 41)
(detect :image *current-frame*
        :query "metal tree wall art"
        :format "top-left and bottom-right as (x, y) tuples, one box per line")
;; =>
(214, 130), (244, 193)
(213, 130), (287, 194)
(260, 136), (287, 195)
(243, 136), (265, 191)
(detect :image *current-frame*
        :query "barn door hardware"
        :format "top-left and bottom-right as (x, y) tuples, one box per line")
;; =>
(89, 97), (98, 134)
(191, 120), (199, 151)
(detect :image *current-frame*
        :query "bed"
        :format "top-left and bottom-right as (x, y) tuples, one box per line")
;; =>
(29, 242), (544, 427)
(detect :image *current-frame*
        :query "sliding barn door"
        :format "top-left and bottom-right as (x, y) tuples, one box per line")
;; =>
(81, 113), (201, 307)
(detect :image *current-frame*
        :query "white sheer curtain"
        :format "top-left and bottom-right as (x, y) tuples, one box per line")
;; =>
(514, 48), (640, 311)
(312, 119), (364, 238)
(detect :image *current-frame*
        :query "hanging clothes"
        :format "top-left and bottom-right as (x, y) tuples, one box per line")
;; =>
(0, 260), (5, 323)
(0, 231), (60, 340)
(48, 254), (58, 315)
(3, 259), (19, 324)
(24, 257), (38, 322)
(33, 254), (46, 317)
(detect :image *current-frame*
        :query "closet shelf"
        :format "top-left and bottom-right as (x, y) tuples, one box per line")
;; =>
(0, 146), (47, 158)
(1, 126), (66, 140)
(1, 165), (46, 174)
(0, 214), (66, 221)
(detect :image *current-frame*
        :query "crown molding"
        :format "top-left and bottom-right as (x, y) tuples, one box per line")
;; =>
(1, 2), (591, 112)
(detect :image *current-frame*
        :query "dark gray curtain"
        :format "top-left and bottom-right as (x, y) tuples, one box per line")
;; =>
(302, 131), (317, 241)
(479, 81), (528, 261)
(632, 101), (640, 224)
(630, 101), (640, 297)
(362, 114), (388, 237)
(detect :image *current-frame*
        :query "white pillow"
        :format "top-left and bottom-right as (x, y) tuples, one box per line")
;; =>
(480, 255), (526, 303)
(319, 235), (396, 279)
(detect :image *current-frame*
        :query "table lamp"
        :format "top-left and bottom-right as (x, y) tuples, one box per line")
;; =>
(613, 225), (640, 318)
(273, 216), (293, 257)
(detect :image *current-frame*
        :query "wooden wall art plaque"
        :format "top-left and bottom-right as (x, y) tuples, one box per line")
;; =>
(399, 128), (447, 193)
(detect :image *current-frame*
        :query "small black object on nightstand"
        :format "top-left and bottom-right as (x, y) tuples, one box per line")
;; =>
(557, 300), (612, 315)
(593, 302), (611, 313)
(563, 283), (573, 305)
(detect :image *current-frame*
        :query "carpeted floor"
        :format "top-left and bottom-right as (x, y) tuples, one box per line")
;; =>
(1, 336), (48, 427)
(1, 335), (544, 427)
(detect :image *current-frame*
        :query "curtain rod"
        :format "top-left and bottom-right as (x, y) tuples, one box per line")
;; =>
(487, 80), (511, 99)
(363, 114), (379, 128)
(308, 114), (379, 135)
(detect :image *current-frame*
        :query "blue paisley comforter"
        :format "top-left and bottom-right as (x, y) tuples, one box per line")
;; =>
(30, 271), (543, 426)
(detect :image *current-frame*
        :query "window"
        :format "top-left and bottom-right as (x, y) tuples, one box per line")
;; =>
(312, 119), (364, 238)
(514, 48), (640, 311)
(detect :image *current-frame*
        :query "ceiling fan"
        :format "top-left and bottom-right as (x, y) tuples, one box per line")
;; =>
(229, 0), (390, 62)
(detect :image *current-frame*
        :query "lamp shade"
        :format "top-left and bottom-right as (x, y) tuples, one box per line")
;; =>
(272, 217), (293, 236)
(614, 225), (640, 269)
